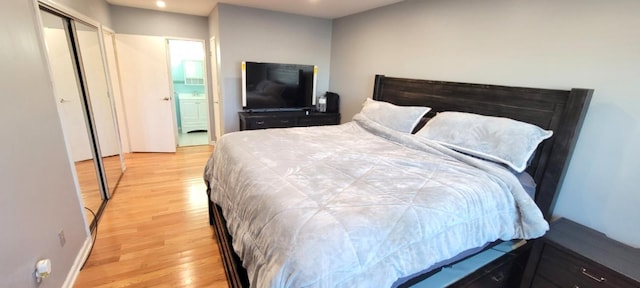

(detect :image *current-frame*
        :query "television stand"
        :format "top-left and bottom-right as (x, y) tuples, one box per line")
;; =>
(238, 111), (340, 131)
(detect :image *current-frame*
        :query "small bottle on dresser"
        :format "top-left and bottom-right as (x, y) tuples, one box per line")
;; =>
(317, 93), (327, 112)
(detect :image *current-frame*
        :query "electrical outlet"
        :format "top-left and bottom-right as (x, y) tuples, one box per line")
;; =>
(58, 230), (66, 247)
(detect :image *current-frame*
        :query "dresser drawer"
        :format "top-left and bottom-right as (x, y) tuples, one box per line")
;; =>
(451, 251), (523, 288)
(535, 244), (636, 288)
(298, 115), (339, 126)
(238, 112), (341, 131)
(245, 117), (295, 129)
(454, 259), (513, 288)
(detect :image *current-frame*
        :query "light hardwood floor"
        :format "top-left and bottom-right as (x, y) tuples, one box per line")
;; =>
(76, 155), (124, 223)
(75, 145), (228, 287)
(74, 158), (103, 218)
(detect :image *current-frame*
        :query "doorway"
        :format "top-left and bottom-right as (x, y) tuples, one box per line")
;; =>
(167, 39), (210, 147)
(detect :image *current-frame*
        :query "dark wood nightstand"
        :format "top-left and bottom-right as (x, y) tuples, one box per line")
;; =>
(238, 111), (340, 131)
(520, 218), (640, 288)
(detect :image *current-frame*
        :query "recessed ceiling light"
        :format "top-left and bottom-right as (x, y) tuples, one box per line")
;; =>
(156, 1), (166, 8)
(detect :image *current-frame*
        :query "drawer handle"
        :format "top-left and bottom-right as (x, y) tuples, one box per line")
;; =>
(490, 272), (504, 282)
(581, 268), (606, 283)
(280, 119), (290, 123)
(256, 120), (265, 125)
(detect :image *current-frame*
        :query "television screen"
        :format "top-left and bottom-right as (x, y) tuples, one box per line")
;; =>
(242, 61), (317, 111)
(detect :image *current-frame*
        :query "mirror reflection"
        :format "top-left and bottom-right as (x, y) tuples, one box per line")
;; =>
(74, 22), (123, 197)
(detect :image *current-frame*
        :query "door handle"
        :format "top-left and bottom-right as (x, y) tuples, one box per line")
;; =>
(59, 98), (69, 103)
(162, 97), (170, 101)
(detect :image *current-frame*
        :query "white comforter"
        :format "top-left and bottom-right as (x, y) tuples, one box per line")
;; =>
(204, 114), (548, 288)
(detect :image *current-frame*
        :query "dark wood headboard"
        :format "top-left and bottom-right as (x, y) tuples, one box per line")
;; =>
(372, 75), (593, 219)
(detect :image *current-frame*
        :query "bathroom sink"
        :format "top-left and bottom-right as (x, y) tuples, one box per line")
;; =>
(178, 93), (206, 100)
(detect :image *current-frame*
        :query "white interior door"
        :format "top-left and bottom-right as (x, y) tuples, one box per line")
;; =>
(77, 28), (120, 158)
(44, 27), (93, 162)
(210, 37), (223, 141)
(115, 34), (176, 152)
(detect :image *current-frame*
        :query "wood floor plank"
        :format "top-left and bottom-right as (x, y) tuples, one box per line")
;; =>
(74, 145), (228, 287)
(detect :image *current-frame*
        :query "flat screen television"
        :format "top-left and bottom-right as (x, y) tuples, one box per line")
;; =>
(241, 61), (317, 111)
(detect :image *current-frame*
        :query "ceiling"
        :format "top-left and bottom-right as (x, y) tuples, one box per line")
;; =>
(105, 0), (404, 19)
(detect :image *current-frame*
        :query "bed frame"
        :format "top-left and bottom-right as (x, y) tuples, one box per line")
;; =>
(207, 75), (593, 287)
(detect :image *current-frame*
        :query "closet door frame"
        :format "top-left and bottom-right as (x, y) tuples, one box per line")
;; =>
(102, 27), (130, 156)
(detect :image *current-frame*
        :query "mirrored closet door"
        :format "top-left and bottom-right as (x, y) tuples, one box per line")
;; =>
(39, 6), (123, 231)
(74, 21), (123, 198)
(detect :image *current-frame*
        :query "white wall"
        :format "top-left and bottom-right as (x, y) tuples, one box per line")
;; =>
(0, 0), (89, 286)
(330, 0), (640, 247)
(214, 4), (333, 133)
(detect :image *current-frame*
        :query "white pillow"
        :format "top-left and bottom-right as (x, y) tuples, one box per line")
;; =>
(356, 98), (431, 133)
(415, 112), (553, 172)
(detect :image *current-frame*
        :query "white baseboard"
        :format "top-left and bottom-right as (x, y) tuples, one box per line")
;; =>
(62, 236), (93, 288)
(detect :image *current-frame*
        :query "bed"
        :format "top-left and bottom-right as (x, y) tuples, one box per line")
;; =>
(204, 75), (593, 287)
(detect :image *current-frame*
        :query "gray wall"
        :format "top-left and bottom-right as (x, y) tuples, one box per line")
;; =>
(330, 0), (640, 246)
(1, 0), (89, 287)
(214, 4), (333, 133)
(110, 5), (208, 39)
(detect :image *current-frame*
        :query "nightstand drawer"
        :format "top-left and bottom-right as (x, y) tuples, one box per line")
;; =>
(531, 275), (557, 287)
(536, 244), (633, 288)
